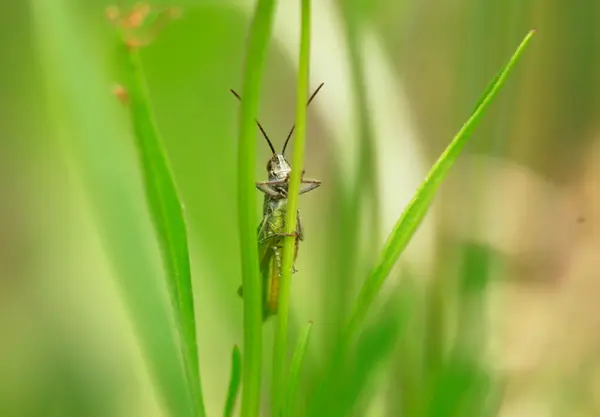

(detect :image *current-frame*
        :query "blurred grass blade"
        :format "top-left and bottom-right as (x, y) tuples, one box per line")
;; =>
(389, 276), (425, 417)
(224, 345), (243, 417)
(324, 0), (380, 341)
(338, 300), (403, 416)
(427, 354), (493, 417)
(115, 38), (205, 416)
(236, 1), (278, 416)
(345, 30), (535, 341)
(30, 2), (197, 417)
(312, 285), (415, 417)
(273, 0), (312, 415)
(284, 321), (313, 417)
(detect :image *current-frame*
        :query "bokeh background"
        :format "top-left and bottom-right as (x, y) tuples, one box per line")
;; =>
(2, 1), (600, 416)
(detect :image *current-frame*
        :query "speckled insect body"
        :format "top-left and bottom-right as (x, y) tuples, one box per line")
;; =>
(231, 83), (324, 320)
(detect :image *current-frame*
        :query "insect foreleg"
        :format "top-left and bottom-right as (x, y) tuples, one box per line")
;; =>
(257, 179), (289, 186)
(299, 181), (321, 195)
(257, 180), (320, 198)
(256, 182), (284, 197)
(296, 170), (321, 195)
(257, 173), (321, 198)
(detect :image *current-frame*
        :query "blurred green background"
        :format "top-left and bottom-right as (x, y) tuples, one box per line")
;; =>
(2, 1), (600, 416)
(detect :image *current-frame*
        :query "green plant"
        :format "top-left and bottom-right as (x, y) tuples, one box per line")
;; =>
(121, 4), (534, 415)
(31, 0), (535, 415)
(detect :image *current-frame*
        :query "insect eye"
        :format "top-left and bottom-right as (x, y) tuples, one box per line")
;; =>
(266, 160), (272, 171)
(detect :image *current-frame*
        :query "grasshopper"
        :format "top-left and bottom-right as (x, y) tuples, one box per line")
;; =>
(231, 83), (324, 320)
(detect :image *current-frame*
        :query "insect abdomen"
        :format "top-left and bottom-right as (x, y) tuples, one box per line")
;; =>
(263, 246), (281, 320)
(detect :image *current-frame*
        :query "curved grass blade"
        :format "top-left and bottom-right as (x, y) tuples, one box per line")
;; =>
(337, 299), (405, 417)
(427, 353), (493, 417)
(223, 345), (243, 417)
(30, 3), (197, 417)
(115, 39), (205, 417)
(310, 282), (416, 417)
(236, 1), (278, 416)
(283, 321), (313, 417)
(273, 0), (312, 415)
(344, 30), (536, 342)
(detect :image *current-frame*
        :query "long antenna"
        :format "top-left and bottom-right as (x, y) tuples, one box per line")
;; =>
(281, 82), (325, 155)
(230, 89), (276, 154)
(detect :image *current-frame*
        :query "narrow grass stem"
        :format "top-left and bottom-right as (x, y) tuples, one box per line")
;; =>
(237, 1), (278, 417)
(272, 0), (312, 415)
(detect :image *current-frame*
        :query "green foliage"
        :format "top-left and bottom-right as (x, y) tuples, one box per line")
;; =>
(284, 322), (313, 417)
(25, 0), (540, 416)
(30, 3), (199, 417)
(223, 346), (243, 417)
(114, 37), (206, 417)
(273, 0), (313, 416)
(345, 30), (535, 345)
(235, 1), (278, 416)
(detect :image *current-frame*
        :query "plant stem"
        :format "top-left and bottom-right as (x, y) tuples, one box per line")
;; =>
(272, 0), (312, 415)
(237, 1), (278, 416)
(284, 321), (314, 417)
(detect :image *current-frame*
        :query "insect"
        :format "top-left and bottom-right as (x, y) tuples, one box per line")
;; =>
(231, 83), (324, 320)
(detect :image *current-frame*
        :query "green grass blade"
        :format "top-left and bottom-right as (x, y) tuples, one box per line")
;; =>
(343, 0), (381, 258)
(284, 321), (313, 417)
(223, 345), (243, 417)
(344, 30), (536, 342)
(324, 0), (381, 340)
(116, 41), (205, 417)
(30, 3), (196, 417)
(340, 303), (403, 416)
(273, 0), (312, 415)
(236, 1), (278, 416)
(389, 277), (425, 417)
(427, 353), (493, 417)
(337, 296), (406, 417)
(309, 282), (416, 417)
